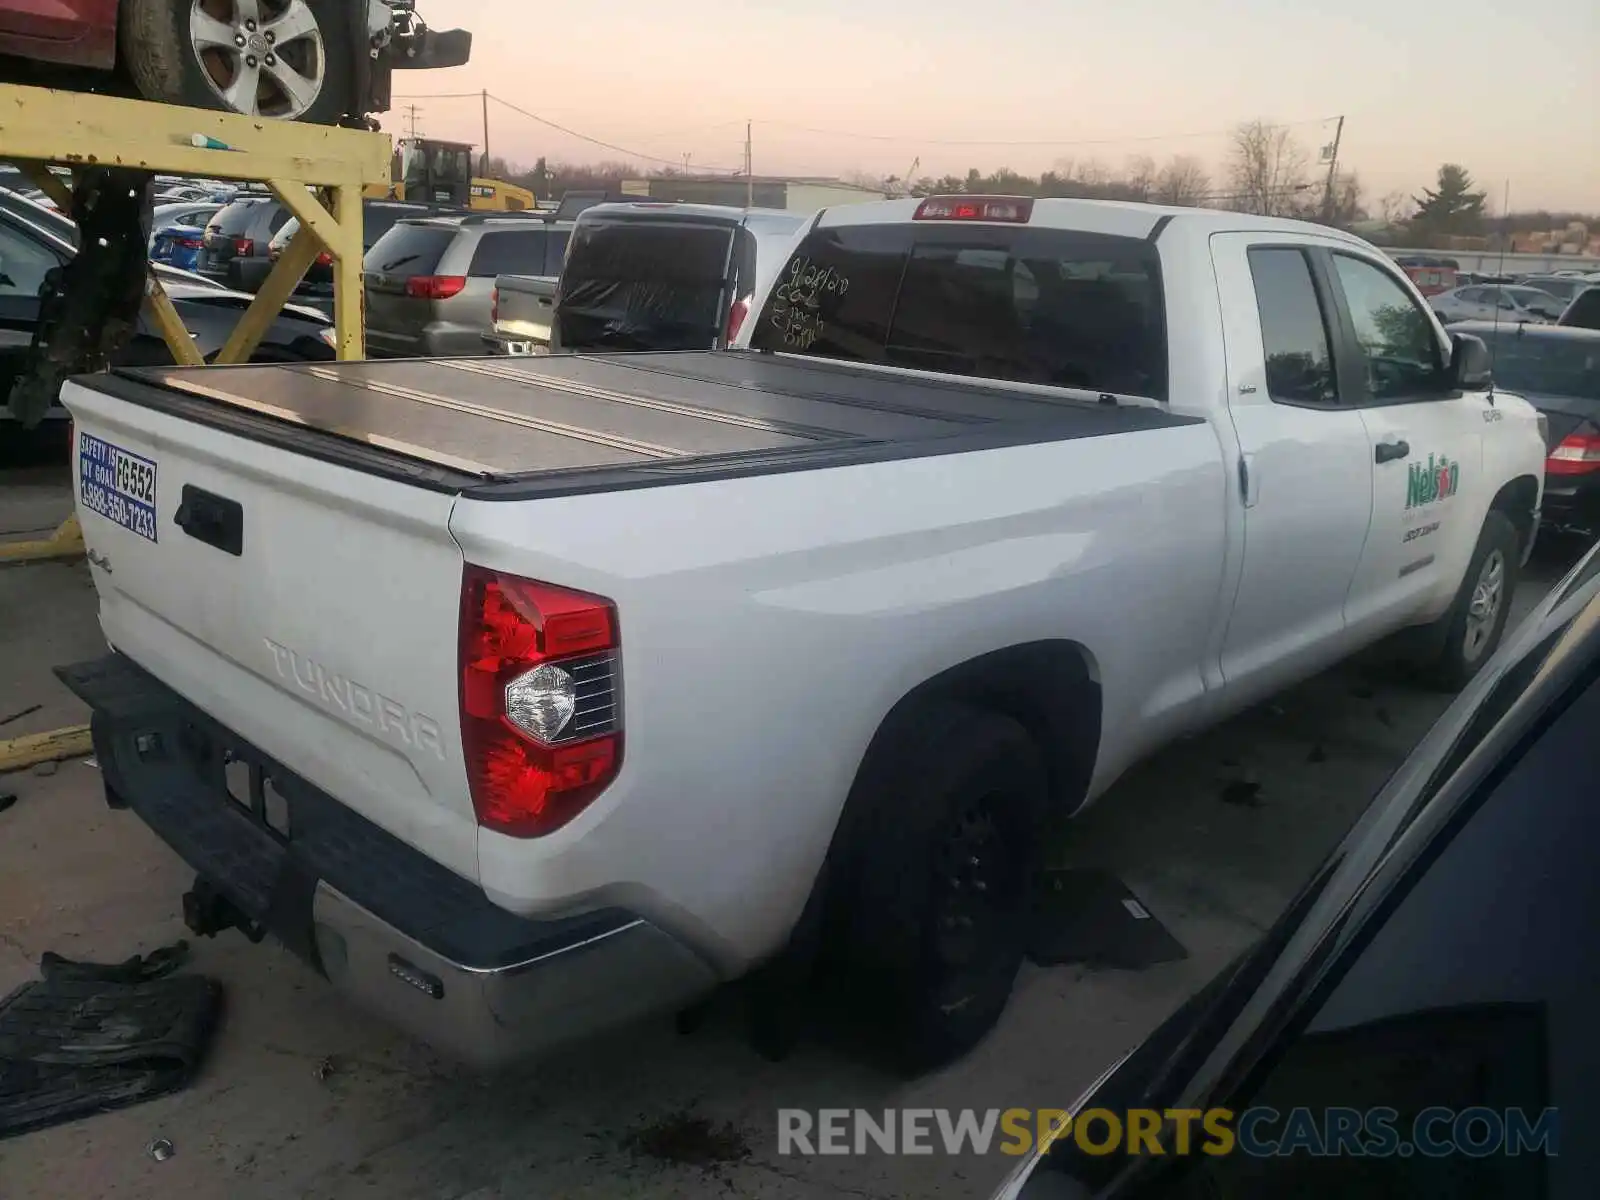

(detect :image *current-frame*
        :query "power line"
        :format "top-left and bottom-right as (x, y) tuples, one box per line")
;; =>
(754, 114), (1341, 148)
(488, 94), (741, 172)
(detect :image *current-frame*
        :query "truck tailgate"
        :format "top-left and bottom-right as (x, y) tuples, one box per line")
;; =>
(62, 378), (480, 884)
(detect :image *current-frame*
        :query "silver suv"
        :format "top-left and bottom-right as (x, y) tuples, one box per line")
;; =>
(363, 214), (574, 357)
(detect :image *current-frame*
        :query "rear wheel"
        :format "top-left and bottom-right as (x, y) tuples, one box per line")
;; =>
(122, 0), (355, 124)
(831, 703), (1047, 1073)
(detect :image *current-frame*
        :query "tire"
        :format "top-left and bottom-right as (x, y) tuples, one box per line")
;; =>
(1425, 510), (1521, 690)
(121, 0), (355, 125)
(831, 703), (1048, 1073)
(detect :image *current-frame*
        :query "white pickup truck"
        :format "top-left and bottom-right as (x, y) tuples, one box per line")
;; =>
(59, 196), (1546, 1072)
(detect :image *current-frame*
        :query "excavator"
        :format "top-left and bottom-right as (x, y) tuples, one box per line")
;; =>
(367, 138), (537, 211)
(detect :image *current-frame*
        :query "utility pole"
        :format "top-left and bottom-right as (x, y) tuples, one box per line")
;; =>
(1321, 115), (1345, 223)
(403, 104), (421, 140)
(480, 89), (490, 176)
(745, 119), (753, 209)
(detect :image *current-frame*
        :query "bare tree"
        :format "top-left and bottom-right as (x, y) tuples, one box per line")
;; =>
(1378, 190), (1412, 226)
(1155, 156), (1211, 206)
(1227, 120), (1310, 216)
(1124, 155), (1157, 202)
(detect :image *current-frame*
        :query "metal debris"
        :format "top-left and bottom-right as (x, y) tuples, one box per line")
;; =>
(313, 1056), (335, 1082)
(146, 1138), (175, 1162)
(0, 703), (42, 728)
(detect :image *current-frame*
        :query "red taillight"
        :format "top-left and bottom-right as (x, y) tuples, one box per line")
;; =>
(315, 250), (333, 267)
(913, 195), (1034, 223)
(1547, 430), (1600, 476)
(459, 565), (623, 838)
(725, 296), (751, 343)
(232, 236), (254, 256)
(405, 274), (467, 300)
(177, 235), (203, 250)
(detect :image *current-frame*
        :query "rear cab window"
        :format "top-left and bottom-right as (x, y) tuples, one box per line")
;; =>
(750, 221), (1167, 400)
(555, 218), (737, 352)
(363, 222), (457, 278)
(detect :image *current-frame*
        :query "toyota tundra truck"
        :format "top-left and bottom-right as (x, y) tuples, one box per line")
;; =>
(58, 196), (1547, 1072)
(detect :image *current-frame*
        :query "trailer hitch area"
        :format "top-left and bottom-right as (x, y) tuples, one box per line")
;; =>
(182, 878), (266, 943)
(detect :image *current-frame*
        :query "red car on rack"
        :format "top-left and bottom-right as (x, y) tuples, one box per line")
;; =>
(0, 0), (469, 124)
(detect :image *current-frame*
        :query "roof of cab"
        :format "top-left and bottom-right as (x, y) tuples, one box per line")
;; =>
(816, 195), (1374, 250)
(576, 200), (806, 231)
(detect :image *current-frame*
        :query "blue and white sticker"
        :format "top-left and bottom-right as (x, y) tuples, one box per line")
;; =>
(79, 432), (158, 543)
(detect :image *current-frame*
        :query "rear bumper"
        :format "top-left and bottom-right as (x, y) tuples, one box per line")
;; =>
(482, 331), (549, 356)
(57, 653), (718, 1069)
(1540, 474), (1600, 538)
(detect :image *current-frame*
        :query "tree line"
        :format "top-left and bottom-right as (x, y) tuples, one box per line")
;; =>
(482, 121), (1596, 249)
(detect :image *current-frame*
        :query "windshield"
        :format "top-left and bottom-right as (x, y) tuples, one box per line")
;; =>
(750, 221), (1167, 400)
(1507, 287), (1562, 311)
(1479, 333), (1600, 399)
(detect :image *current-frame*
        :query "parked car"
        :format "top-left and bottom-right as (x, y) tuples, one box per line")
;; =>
(58, 197), (1545, 1073)
(363, 212), (572, 357)
(486, 202), (807, 356)
(149, 201), (225, 271)
(1431, 284), (1565, 324)
(0, 199), (336, 436)
(1446, 321), (1600, 539)
(198, 195), (293, 291)
(1515, 274), (1596, 307)
(0, 0), (470, 123)
(267, 198), (443, 306)
(1559, 286), (1600, 331)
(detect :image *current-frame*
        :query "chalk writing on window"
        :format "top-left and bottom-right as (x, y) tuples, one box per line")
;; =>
(768, 256), (849, 350)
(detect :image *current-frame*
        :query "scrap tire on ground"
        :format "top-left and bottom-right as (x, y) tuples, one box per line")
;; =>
(121, 0), (355, 125)
(1424, 509), (1521, 691)
(830, 702), (1047, 1073)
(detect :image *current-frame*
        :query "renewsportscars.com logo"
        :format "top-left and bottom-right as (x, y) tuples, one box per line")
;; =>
(1407, 453), (1461, 509)
(776, 1106), (1559, 1159)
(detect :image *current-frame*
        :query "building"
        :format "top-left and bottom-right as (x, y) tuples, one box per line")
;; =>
(619, 174), (887, 214)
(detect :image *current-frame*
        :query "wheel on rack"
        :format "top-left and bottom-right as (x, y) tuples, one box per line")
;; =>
(121, 0), (356, 125)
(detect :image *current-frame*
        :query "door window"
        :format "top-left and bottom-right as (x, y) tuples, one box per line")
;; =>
(1247, 247), (1338, 406)
(1332, 254), (1448, 402)
(0, 218), (62, 297)
(468, 229), (549, 277)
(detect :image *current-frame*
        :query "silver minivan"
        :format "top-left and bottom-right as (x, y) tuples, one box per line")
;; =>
(363, 214), (573, 357)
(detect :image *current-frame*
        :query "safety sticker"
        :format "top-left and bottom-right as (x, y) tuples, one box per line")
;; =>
(79, 432), (158, 543)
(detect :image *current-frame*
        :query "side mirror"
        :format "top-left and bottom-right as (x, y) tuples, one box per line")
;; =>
(1449, 332), (1492, 391)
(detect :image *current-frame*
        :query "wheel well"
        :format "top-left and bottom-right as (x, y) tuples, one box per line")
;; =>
(1491, 474), (1540, 552)
(854, 641), (1102, 817)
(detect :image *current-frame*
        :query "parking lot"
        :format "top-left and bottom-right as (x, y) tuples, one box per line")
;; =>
(0, 462), (1576, 1200)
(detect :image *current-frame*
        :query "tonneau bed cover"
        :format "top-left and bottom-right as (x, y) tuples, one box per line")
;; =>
(96, 351), (1197, 499)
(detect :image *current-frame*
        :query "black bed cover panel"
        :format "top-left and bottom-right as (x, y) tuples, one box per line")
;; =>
(104, 351), (1200, 499)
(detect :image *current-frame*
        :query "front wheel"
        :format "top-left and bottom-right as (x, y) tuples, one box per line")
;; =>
(121, 0), (356, 124)
(1425, 510), (1521, 690)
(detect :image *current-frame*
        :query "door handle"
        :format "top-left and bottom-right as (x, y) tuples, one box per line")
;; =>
(1375, 438), (1410, 464)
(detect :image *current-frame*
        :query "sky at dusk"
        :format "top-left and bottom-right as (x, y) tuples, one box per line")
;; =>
(397, 0), (1598, 212)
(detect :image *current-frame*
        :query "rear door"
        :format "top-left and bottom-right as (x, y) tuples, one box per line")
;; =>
(1210, 234), (1375, 698)
(362, 222), (459, 354)
(1326, 250), (1486, 639)
(553, 217), (736, 351)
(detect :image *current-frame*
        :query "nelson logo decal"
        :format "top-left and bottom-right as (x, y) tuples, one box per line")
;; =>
(1406, 454), (1460, 509)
